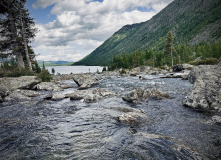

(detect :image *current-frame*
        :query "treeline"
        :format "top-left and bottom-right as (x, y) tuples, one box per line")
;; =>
(109, 40), (221, 70)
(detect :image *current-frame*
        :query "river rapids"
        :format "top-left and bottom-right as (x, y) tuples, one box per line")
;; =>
(0, 75), (220, 160)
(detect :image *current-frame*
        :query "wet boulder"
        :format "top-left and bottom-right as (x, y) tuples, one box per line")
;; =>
(73, 74), (99, 89)
(183, 65), (221, 111)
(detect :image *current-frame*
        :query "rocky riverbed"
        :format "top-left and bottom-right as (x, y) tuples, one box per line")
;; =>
(0, 64), (220, 159)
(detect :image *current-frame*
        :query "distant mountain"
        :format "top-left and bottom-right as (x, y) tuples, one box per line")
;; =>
(73, 0), (221, 66)
(37, 60), (73, 67)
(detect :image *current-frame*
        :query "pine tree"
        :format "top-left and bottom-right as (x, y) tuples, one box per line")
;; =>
(164, 31), (174, 66)
(0, 0), (36, 70)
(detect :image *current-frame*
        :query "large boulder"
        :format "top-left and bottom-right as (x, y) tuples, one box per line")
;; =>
(0, 76), (41, 101)
(4, 89), (40, 101)
(0, 76), (41, 90)
(73, 74), (99, 89)
(183, 65), (221, 111)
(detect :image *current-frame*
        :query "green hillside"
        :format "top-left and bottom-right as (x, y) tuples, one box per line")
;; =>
(73, 0), (221, 66)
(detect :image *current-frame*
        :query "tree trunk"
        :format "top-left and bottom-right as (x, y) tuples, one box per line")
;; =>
(20, 8), (32, 71)
(8, 8), (25, 69)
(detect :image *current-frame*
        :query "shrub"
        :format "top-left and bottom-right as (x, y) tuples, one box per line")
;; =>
(37, 69), (52, 82)
(119, 68), (126, 75)
(33, 63), (41, 74)
(188, 58), (218, 65)
(51, 68), (55, 74)
(102, 67), (107, 72)
(5, 68), (35, 77)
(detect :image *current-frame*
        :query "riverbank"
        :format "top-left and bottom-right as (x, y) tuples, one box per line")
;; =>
(0, 64), (220, 159)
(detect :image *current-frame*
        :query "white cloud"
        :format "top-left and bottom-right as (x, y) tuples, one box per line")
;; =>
(32, 0), (173, 62)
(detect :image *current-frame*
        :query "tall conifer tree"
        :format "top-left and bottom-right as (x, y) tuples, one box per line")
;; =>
(164, 30), (174, 66)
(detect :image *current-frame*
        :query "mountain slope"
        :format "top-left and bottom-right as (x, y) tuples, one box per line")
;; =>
(74, 0), (221, 66)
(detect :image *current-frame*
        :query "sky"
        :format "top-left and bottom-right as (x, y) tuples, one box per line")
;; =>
(26, 0), (173, 62)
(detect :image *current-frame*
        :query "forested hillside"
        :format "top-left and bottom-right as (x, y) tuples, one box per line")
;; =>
(73, 0), (221, 66)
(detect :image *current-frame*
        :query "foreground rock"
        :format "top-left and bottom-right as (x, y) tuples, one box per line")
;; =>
(0, 76), (42, 101)
(122, 87), (170, 103)
(183, 65), (221, 111)
(73, 74), (99, 89)
(66, 88), (115, 103)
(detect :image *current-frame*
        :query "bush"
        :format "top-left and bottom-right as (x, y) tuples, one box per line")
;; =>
(37, 69), (52, 82)
(188, 58), (218, 65)
(119, 68), (126, 75)
(33, 63), (41, 74)
(5, 68), (35, 77)
(51, 68), (55, 74)
(102, 67), (107, 72)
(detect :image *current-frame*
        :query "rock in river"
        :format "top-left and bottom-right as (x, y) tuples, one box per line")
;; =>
(122, 87), (170, 103)
(117, 108), (151, 127)
(183, 65), (221, 111)
(73, 74), (99, 89)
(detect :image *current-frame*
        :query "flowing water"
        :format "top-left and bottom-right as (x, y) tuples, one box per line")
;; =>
(0, 75), (221, 160)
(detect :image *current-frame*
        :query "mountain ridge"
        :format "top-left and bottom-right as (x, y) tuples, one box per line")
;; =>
(73, 0), (221, 66)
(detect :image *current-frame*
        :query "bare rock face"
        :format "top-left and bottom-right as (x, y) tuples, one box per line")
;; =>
(183, 65), (221, 111)
(73, 74), (99, 89)
(122, 87), (170, 103)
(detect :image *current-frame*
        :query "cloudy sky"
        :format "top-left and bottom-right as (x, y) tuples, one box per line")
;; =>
(26, 0), (173, 62)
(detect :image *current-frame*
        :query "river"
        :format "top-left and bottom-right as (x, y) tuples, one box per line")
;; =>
(0, 75), (220, 159)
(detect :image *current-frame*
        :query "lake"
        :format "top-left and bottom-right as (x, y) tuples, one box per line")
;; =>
(46, 66), (105, 74)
